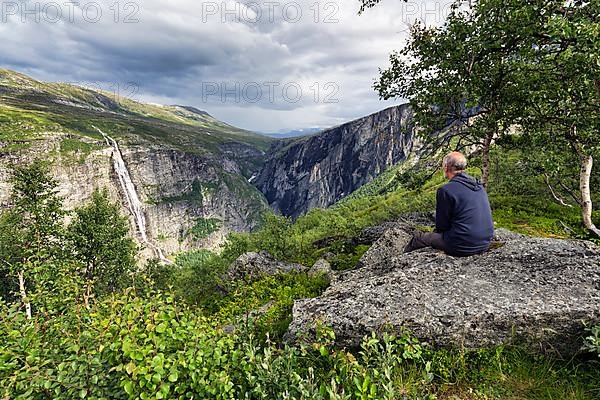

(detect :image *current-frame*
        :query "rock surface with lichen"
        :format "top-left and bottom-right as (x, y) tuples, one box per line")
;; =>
(286, 228), (600, 356)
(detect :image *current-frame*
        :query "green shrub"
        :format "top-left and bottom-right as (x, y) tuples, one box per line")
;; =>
(188, 217), (221, 241)
(329, 244), (370, 271)
(2, 284), (599, 399)
(214, 272), (330, 340)
(0, 292), (432, 400)
(174, 250), (230, 308)
(582, 325), (600, 357)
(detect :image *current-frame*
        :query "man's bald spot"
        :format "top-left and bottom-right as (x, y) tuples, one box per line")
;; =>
(443, 152), (467, 172)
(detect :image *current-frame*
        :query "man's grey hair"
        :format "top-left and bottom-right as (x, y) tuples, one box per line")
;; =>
(442, 152), (467, 172)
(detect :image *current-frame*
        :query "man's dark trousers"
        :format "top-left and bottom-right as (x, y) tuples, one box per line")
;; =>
(404, 231), (448, 253)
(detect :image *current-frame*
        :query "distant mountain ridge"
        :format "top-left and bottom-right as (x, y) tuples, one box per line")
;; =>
(262, 128), (324, 139)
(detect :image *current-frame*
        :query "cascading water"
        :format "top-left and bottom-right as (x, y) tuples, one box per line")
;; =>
(94, 126), (171, 263)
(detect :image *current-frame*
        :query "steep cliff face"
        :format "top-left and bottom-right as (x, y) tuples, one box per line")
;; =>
(0, 70), (271, 259)
(254, 105), (420, 218)
(0, 134), (269, 260)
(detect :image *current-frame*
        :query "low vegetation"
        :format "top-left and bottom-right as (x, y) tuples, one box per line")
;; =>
(58, 137), (104, 164)
(1, 141), (599, 400)
(0, 68), (272, 154)
(188, 217), (221, 241)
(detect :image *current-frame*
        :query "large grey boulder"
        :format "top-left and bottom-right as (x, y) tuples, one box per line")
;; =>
(286, 228), (600, 356)
(227, 251), (306, 281)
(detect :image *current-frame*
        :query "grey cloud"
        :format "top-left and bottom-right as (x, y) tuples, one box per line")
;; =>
(0, 0), (434, 130)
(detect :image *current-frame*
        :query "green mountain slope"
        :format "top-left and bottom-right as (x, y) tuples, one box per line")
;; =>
(0, 69), (272, 154)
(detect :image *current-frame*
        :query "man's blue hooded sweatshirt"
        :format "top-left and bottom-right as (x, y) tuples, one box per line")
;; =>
(436, 173), (494, 256)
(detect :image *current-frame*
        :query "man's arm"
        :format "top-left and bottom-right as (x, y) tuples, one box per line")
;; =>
(435, 187), (452, 233)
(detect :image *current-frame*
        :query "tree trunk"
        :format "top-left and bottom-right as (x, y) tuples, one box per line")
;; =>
(481, 132), (493, 189)
(578, 153), (600, 238)
(17, 270), (32, 319)
(84, 284), (91, 309)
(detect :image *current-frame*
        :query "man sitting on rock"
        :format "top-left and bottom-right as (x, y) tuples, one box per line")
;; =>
(404, 152), (494, 256)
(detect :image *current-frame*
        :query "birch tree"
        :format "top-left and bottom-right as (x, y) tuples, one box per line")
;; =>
(362, 0), (599, 235)
(517, 0), (600, 237)
(365, 0), (532, 188)
(68, 188), (136, 299)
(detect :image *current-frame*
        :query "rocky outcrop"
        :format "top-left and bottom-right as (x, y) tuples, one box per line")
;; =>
(227, 251), (307, 281)
(254, 105), (421, 218)
(308, 259), (334, 281)
(355, 212), (436, 245)
(287, 229), (600, 356)
(355, 227), (412, 269)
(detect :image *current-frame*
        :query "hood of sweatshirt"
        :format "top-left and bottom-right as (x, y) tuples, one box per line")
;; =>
(451, 173), (483, 191)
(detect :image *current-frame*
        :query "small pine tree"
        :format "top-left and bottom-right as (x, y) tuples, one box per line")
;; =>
(68, 188), (137, 297)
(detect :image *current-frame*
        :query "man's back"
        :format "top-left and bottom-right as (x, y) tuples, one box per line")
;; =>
(436, 173), (494, 256)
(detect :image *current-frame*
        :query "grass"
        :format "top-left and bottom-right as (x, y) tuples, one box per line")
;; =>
(490, 195), (593, 238)
(479, 350), (599, 399)
(58, 137), (103, 164)
(406, 345), (600, 399)
(0, 104), (61, 141)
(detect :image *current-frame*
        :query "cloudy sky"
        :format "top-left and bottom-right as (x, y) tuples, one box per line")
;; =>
(0, 0), (452, 132)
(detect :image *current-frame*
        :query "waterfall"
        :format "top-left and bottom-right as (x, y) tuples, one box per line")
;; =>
(94, 126), (171, 263)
